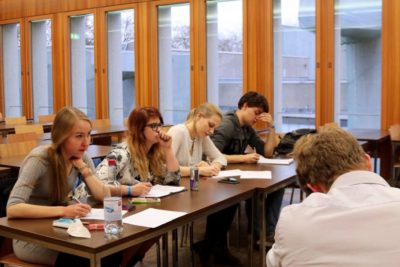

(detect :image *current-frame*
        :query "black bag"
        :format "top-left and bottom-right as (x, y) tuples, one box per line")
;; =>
(274, 128), (317, 155)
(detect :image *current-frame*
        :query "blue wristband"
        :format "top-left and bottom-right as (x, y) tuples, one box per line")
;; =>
(127, 185), (132, 197)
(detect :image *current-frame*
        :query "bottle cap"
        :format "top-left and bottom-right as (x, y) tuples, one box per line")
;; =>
(108, 159), (116, 166)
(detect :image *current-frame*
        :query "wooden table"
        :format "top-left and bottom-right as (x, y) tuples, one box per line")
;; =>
(0, 163), (297, 267)
(348, 128), (391, 179)
(227, 163), (297, 267)
(0, 145), (112, 169)
(0, 179), (256, 267)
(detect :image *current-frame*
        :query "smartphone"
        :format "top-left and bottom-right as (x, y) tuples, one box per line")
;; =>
(218, 176), (240, 184)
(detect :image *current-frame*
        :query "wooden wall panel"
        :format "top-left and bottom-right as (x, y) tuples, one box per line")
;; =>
(315, 0), (334, 127)
(0, 0), (147, 21)
(382, 0), (400, 129)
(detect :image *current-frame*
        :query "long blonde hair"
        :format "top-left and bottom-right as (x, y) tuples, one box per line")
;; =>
(47, 107), (91, 204)
(126, 107), (165, 182)
(185, 103), (222, 136)
(186, 102), (222, 122)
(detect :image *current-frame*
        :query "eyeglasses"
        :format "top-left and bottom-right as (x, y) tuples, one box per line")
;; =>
(146, 123), (163, 131)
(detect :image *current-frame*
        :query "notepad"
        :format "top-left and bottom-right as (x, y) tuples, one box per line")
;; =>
(144, 184), (186, 198)
(258, 156), (294, 165)
(212, 169), (272, 180)
(123, 208), (187, 228)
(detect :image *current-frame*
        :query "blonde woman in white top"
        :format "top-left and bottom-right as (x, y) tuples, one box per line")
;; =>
(168, 102), (227, 177)
(168, 103), (241, 266)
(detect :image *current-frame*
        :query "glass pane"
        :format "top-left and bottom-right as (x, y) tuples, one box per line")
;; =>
(158, 4), (190, 125)
(206, 0), (243, 112)
(107, 9), (135, 125)
(273, 0), (316, 132)
(334, 0), (382, 129)
(1, 23), (22, 117)
(70, 14), (95, 119)
(31, 19), (53, 121)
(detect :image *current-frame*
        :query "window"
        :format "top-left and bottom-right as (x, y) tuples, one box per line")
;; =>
(69, 14), (95, 118)
(334, 0), (382, 129)
(273, 0), (316, 132)
(1, 23), (22, 117)
(30, 19), (53, 120)
(106, 9), (135, 125)
(206, 0), (243, 112)
(158, 4), (190, 125)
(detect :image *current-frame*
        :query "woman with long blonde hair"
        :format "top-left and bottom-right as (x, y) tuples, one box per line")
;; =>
(7, 106), (121, 266)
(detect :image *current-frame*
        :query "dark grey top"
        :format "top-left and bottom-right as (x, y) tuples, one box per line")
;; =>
(210, 111), (265, 156)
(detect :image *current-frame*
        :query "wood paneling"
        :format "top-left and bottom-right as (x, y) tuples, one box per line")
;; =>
(315, 0), (334, 127)
(382, 0), (400, 129)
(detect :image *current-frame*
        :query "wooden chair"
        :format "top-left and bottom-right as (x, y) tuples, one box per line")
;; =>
(91, 119), (110, 128)
(38, 114), (56, 124)
(7, 132), (38, 143)
(389, 124), (400, 186)
(15, 124), (44, 135)
(0, 140), (38, 158)
(5, 116), (27, 125)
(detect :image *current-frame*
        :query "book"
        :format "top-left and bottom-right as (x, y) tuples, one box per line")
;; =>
(130, 197), (161, 204)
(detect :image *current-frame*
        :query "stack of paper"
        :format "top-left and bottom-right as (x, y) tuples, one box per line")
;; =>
(144, 184), (186, 198)
(212, 170), (272, 180)
(123, 208), (187, 228)
(258, 156), (294, 165)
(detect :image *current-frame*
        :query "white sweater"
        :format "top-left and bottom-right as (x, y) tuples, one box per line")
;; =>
(168, 124), (227, 167)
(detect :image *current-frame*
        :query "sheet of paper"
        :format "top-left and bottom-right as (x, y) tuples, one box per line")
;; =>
(123, 208), (187, 228)
(81, 208), (127, 220)
(258, 156), (294, 165)
(144, 184), (186, 198)
(211, 169), (243, 179)
(240, 171), (271, 179)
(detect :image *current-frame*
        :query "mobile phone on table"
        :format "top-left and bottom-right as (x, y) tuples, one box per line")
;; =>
(218, 176), (240, 184)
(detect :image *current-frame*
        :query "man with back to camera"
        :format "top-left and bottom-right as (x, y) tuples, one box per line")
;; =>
(267, 126), (400, 266)
(210, 91), (284, 245)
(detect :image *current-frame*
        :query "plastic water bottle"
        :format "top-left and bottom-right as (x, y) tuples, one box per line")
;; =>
(104, 158), (123, 237)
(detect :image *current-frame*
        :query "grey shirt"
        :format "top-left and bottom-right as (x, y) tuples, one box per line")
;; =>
(211, 111), (265, 156)
(6, 145), (95, 265)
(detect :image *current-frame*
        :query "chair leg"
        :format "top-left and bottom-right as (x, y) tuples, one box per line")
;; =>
(289, 186), (295, 204)
(156, 238), (161, 267)
(189, 222), (195, 267)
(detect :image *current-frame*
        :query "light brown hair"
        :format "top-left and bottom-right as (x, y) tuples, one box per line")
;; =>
(186, 102), (223, 122)
(48, 107), (91, 204)
(126, 107), (165, 182)
(293, 126), (368, 193)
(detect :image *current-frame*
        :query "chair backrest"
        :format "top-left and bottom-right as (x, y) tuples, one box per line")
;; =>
(38, 114), (56, 124)
(7, 132), (38, 143)
(0, 140), (38, 158)
(15, 124), (44, 134)
(5, 116), (27, 125)
(91, 119), (110, 128)
(389, 124), (400, 141)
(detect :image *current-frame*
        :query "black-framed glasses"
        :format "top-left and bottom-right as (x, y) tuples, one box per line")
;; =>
(146, 123), (163, 131)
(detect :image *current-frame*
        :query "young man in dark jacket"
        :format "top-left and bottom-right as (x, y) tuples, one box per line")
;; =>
(211, 91), (284, 245)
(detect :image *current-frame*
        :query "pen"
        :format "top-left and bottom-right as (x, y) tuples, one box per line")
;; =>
(72, 196), (81, 204)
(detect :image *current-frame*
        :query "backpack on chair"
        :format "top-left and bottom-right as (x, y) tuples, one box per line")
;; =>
(274, 128), (317, 155)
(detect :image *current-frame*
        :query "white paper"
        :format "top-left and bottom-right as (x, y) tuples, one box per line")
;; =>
(81, 208), (127, 220)
(123, 208), (187, 228)
(144, 184), (186, 198)
(258, 156), (294, 165)
(240, 171), (272, 179)
(211, 169), (243, 179)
